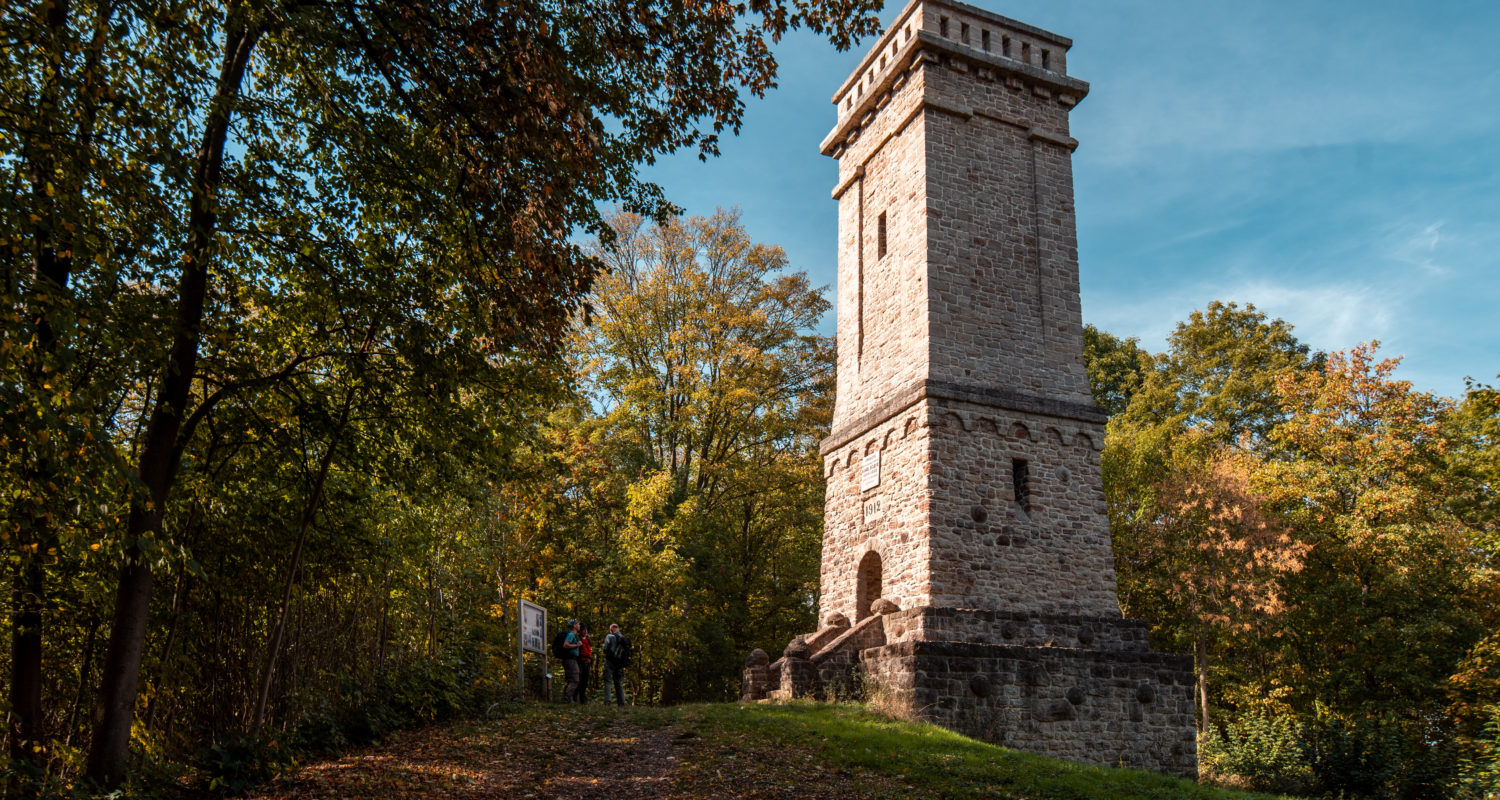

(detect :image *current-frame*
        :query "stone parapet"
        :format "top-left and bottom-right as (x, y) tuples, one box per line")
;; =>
(740, 648), (772, 703)
(881, 607), (1151, 652)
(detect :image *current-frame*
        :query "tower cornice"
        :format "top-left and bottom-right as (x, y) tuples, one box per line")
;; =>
(822, 28), (1089, 157)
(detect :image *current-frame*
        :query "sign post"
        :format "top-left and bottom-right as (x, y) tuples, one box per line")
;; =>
(518, 599), (547, 700)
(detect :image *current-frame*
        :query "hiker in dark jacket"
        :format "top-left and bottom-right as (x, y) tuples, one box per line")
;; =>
(602, 623), (632, 706)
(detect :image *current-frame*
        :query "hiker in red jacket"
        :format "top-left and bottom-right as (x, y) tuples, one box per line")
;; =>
(577, 624), (594, 704)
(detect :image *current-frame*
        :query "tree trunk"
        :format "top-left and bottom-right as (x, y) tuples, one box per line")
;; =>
(375, 570), (393, 675)
(64, 617), (101, 748)
(8, 0), (80, 769)
(9, 551), (46, 768)
(85, 21), (261, 787)
(376, 572), (390, 680)
(661, 671), (681, 706)
(1195, 628), (1210, 735)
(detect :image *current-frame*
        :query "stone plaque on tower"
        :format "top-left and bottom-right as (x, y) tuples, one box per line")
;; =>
(740, 0), (1198, 777)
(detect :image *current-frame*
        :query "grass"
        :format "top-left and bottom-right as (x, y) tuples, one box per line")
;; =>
(646, 701), (1298, 800)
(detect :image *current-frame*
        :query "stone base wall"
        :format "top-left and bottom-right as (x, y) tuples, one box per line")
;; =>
(862, 639), (1197, 778)
(742, 605), (1198, 778)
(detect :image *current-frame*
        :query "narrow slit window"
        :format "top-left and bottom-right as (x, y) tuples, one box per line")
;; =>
(940, 16), (949, 37)
(982, 30), (991, 51)
(1022, 42), (1031, 63)
(961, 22), (970, 44)
(1012, 458), (1031, 515)
(1002, 35), (1011, 57)
(877, 212), (888, 259)
(1041, 49), (1051, 69)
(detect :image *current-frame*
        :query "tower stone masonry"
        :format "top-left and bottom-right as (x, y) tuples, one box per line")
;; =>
(741, 0), (1199, 777)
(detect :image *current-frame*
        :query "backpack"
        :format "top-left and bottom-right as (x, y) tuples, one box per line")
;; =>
(608, 634), (633, 668)
(552, 629), (571, 659)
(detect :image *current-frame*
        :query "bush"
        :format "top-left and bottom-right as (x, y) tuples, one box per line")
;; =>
(1200, 712), (1313, 794)
(197, 651), (498, 796)
(1303, 712), (1462, 799)
(202, 734), (300, 795)
(1455, 706), (1500, 800)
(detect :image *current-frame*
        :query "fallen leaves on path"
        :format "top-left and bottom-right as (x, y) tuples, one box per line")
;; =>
(247, 705), (906, 799)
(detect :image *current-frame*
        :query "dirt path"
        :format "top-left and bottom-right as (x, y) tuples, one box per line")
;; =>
(248, 708), (689, 800)
(247, 704), (910, 799)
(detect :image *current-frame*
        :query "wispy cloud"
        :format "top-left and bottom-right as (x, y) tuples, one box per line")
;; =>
(1385, 220), (1450, 277)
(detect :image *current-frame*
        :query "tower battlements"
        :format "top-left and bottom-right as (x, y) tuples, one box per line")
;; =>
(825, 0), (1086, 158)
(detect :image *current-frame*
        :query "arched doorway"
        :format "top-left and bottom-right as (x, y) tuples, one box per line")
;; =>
(855, 550), (882, 621)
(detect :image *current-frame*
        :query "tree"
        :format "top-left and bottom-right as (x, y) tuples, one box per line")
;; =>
(562, 208), (833, 701)
(1107, 425), (1306, 733)
(1445, 376), (1500, 550)
(1119, 301), (1322, 446)
(1257, 344), (1493, 719)
(1082, 324), (1152, 416)
(2, 0), (880, 785)
(1099, 307), (1322, 732)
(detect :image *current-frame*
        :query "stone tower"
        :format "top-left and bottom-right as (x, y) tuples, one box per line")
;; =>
(818, 0), (1114, 623)
(742, 0), (1198, 777)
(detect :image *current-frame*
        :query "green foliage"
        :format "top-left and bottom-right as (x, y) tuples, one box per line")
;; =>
(196, 651), (491, 796)
(507, 208), (832, 704)
(201, 735), (299, 796)
(1083, 324), (1153, 416)
(1117, 301), (1321, 444)
(1445, 377), (1500, 548)
(1095, 310), (1499, 799)
(1455, 706), (1500, 799)
(1201, 713), (1312, 794)
(1302, 713), (1463, 800)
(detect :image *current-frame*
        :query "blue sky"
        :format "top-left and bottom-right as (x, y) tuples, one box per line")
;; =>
(641, 0), (1500, 399)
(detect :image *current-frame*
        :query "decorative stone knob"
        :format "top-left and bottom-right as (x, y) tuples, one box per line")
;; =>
(824, 612), (851, 629)
(870, 597), (900, 615)
(745, 648), (770, 668)
(783, 636), (811, 659)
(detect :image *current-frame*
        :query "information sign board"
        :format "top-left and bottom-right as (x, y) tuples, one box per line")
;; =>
(519, 599), (547, 655)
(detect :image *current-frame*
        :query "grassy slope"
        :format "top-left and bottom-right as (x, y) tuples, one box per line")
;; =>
(636, 702), (1294, 800)
(248, 701), (1299, 799)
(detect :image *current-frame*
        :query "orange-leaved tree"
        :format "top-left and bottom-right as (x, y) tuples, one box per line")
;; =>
(1257, 343), (1492, 714)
